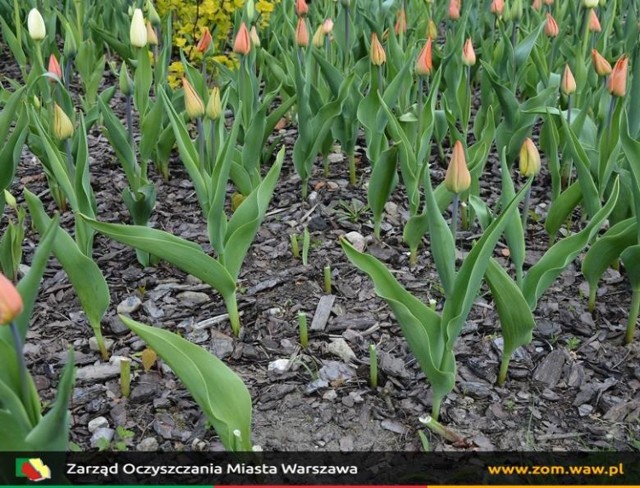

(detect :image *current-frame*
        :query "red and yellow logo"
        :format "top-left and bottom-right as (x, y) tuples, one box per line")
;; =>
(15, 458), (51, 482)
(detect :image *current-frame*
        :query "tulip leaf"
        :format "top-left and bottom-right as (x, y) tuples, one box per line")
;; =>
(498, 148), (525, 284)
(545, 182), (583, 239)
(522, 178), (620, 310)
(98, 97), (138, 186)
(621, 245), (640, 291)
(120, 316), (252, 451)
(368, 145), (398, 237)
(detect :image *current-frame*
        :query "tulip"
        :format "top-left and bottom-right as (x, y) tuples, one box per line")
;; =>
(519, 138), (541, 178)
(608, 55), (628, 97)
(53, 103), (74, 141)
(63, 27), (77, 58)
(591, 49), (612, 76)
(295, 17), (309, 47)
(250, 26), (261, 47)
(312, 25), (325, 47)
(370, 33), (386, 66)
(119, 62), (133, 97)
(445, 141), (471, 194)
(197, 27), (212, 53)
(182, 78), (204, 120)
(322, 18), (334, 35)
(233, 22), (251, 55)
(532, 0), (542, 11)
(561, 64), (576, 95)
(147, 0), (162, 27)
(588, 10), (601, 32)
(146, 22), (158, 46)
(206, 86), (222, 121)
(543, 0), (553, 4)
(27, 8), (46, 41)
(583, 0), (598, 7)
(491, 0), (505, 16)
(544, 13), (559, 37)
(427, 19), (438, 39)
(395, 9), (407, 35)
(245, 0), (256, 23)
(0, 273), (23, 325)
(48, 54), (62, 81)
(416, 38), (433, 76)
(462, 38), (476, 66)
(448, 0), (461, 20)
(295, 0), (309, 16)
(130, 9), (147, 48)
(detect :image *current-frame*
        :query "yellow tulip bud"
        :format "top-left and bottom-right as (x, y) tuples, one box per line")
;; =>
(182, 78), (204, 120)
(444, 141), (471, 194)
(206, 86), (222, 120)
(519, 138), (541, 177)
(53, 103), (74, 141)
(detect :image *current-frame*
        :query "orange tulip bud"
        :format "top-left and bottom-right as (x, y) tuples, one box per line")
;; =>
(608, 55), (629, 97)
(0, 273), (23, 325)
(462, 38), (476, 66)
(588, 10), (601, 32)
(322, 18), (334, 35)
(491, 0), (505, 16)
(444, 141), (471, 194)
(532, 0), (542, 11)
(448, 0), (461, 20)
(395, 9), (407, 35)
(416, 37), (433, 76)
(543, 0), (553, 4)
(233, 22), (251, 55)
(561, 64), (576, 95)
(146, 21), (158, 46)
(295, 17), (309, 47)
(48, 54), (62, 81)
(370, 32), (386, 66)
(545, 13), (559, 37)
(591, 49), (612, 76)
(182, 77), (204, 120)
(295, 0), (308, 16)
(197, 27), (212, 53)
(519, 137), (541, 177)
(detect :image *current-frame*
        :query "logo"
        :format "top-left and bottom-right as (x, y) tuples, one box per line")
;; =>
(15, 458), (51, 482)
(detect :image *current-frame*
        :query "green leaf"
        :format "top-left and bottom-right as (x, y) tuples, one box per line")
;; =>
(120, 316), (252, 450)
(498, 148), (525, 284)
(522, 178), (620, 310)
(545, 182), (582, 239)
(98, 97), (138, 187)
(134, 48), (153, 115)
(368, 145), (398, 236)
(621, 245), (640, 291)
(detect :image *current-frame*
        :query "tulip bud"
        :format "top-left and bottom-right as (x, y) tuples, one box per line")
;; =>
(370, 33), (386, 66)
(32, 95), (41, 109)
(583, 0), (598, 7)
(27, 8), (46, 41)
(48, 54), (62, 81)
(341, 0), (350, 6)
(130, 8), (147, 48)
(591, 49), (612, 76)
(245, 0), (256, 23)
(182, 78), (204, 120)
(608, 55), (628, 97)
(588, 10), (601, 32)
(519, 138), (541, 177)
(444, 141), (471, 194)
(395, 9), (407, 35)
(545, 13), (559, 37)
(0, 272), (23, 325)
(427, 19), (438, 39)
(146, 0), (162, 27)
(119, 62), (133, 96)
(63, 27), (77, 58)
(561, 64), (576, 95)
(448, 0), (461, 20)
(3, 190), (17, 210)
(416, 37), (433, 76)
(250, 26), (261, 47)
(295, 17), (309, 47)
(233, 22), (251, 55)
(146, 22), (158, 46)
(295, 0), (309, 16)
(197, 27), (212, 53)
(532, 0), (542, 11)
(322, 18), (334, 35)
(462, 38), (476, 66)
(507, 0), (523, 21)
(206, 86), (222, 120)
(312, 25), (325, 47)
(543, 0), (554, 4)
(491, 0), (505, 16)
(53, 103), (74, 141)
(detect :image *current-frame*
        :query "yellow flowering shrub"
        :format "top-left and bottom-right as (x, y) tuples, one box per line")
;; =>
(157, 0), (280, 84)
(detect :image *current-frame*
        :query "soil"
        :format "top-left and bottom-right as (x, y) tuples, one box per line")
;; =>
(3, 44), (640, 453)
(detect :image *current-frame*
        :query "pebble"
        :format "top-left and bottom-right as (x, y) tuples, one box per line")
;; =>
(268, 359), (292, 374)
(541, 388), (561, 401)
(343, 231), (366, 252)
(322, 389), (338, 401)
(319, 361), (355, 382)
(327, 338), (356, 363)
(89, 337), (114, 353)
(137, 437), (159, 451)
(176, 291), (209, 305)
(76, 364), (120, 382)
(210, 330), (234, 359)
(108, 315), (129, 335)
(90, 427), (115, 448)
(88, 416), (109, 433)
(306, 379), (329, 394)
(578, 404), (594, 417)
(143, 300), (165, 319)
(117, 296), (142, 314)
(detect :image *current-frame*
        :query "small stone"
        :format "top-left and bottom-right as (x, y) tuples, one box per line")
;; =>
(137, 437), (159, 451)
(143, 301), (165, 319)
(541, 388), (561, 401)
(108, 316), (129, 335)
(384, 202), (399, 217)
(308, 191), (319, 205)
(381, 420), (409, 435)
(88, 416), (109, 433)
(460, 381), (492, 399)
(344, 231), (366, 252)
(306, 379), (329, 394)
(578, 404), (594, 417)
(210, 330), (234, 359)
(77, 364), (120, 382)
(327, 338), (356, 363)
(185, 275), (202, 285)
(90, 427), (115, 448)
(131, 382), (159, 402)
(323, 390), (338, 401)
(268, 359), (291, 374)
(533, 350), (567, 387)
(319, 361), (355, 382)
(176, 291), (209, 305)
(89, 337), (114, 353)
(117, 296), (142, 314)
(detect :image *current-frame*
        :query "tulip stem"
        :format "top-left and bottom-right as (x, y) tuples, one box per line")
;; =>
(348, 152), (356, 186)
(10, 321), (29, 406)
(450, 193), (460, 242)
(65, 139), (75, 179)
(626, 289), (640, 345)
(417, 76), (424, 137)
(606, 96), (616, 141)
(344, 6), (351, 68)
(567, 94), (572, 127)
(522, 184), (532, 230)
(125, 94), (134, 146)
(210, 119), (217, 175)
(197, 117), (205, 171)
(64, 57), (72, 91)
(419, 415), (463, 444)
(377, 65), (384, 94)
